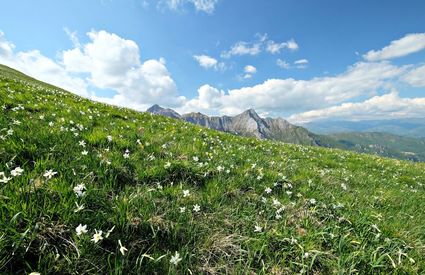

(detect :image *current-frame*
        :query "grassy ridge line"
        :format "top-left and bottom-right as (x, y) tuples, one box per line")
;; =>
(0, 64), (424, 274)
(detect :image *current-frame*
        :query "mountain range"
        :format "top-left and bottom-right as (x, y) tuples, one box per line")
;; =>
(147, 104), (425, 162)
(147, 104), (318, 146)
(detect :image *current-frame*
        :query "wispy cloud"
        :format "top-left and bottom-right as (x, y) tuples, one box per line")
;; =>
(242, 64), (257, 79)
(276, 58), (308, 69)
(276, 59), (290, 69)
(266, 39), (298, 54)
(159, 0), (219, 14)
(294, 59), (308, 69)
(222, 34), (299, 58)
(221, 41), (262, 58)
(363, 33), (425, 61)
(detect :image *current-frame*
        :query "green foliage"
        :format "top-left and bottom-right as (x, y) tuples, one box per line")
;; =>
(0, 64), (424, 274)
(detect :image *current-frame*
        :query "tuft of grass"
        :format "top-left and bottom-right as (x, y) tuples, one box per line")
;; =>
(0, 64), (424, 274)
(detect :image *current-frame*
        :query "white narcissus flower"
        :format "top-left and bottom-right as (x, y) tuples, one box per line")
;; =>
(272, 198), (281, 207)
(254, 225), (262, 232)
(91, 230), (103, 243)
(170, 251), (182, 266)
(43, 169), (57, 179)
(11, 167), (24, 177)
(193, 204), (201, 212)
(123, 149), (130, 159)
(76, 224), (88, 236)
(265, 187), (272, 194)
(0, 172), (12, 183)
(73, 184), (86, 197)
(183, 190), (190, 197)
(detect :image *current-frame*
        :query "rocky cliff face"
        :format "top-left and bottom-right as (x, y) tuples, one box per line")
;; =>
(147, 105), (318, 145)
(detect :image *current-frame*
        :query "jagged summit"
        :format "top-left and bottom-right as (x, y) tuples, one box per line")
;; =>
(147, 104), (181, 119)
(237, 108), (262, 120)
(147, 104), (161, 111)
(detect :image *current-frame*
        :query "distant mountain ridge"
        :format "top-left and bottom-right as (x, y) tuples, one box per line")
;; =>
(147, 105), (318, 146)
(302, 119), (425, 138)
(147, 105), (425, 162)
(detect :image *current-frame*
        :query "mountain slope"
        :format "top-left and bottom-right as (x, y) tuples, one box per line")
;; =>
(149, 105), (318, 146)
(1, 64), (425, 274)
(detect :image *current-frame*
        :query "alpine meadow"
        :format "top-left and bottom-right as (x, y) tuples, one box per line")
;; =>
(1, 0), (425, 274)
(1, 64), (425, 274)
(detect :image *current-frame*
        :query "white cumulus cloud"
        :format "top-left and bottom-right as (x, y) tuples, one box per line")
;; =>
(0, 30), (184, 108)
(193, 54), (217, 68)
(182, 61), (407, 116)
(62, 30), (184, 108)
(289, 92), (425, 123)
(0, 31), (88, 96)
(402, 64), (425, 87)
(193, 54), (225, 71)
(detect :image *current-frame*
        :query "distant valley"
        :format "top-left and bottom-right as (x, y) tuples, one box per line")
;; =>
(302, 119), (425, 138)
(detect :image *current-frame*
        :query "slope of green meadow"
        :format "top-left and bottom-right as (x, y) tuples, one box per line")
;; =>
(0, 64), (424, 274)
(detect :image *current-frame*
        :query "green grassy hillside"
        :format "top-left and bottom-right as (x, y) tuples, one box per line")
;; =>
(1, 64), (424, 274)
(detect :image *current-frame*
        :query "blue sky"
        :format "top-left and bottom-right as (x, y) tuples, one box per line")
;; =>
(1, 0), (425, 122)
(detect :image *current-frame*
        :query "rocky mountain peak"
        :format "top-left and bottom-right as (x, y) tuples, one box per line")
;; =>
(147, 104), (163, 112)
(147, 104), (181, 119)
